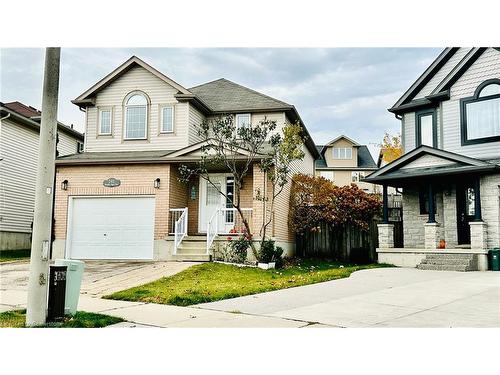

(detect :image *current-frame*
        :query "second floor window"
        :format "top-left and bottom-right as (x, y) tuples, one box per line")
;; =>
(416, 108), (437, 147)
(99, 109), (112, 135)
(236, 114), (251, 129)
(333, 147), (352, 159)
(461, 79), (500, 145)
(125, 93), (148, 139)
(161, 106), (174, 133)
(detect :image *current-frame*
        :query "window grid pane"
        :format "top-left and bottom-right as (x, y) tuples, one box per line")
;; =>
(236, 114), (250, 128)
(126, 106), (147, 139)
(100, 110), (111, 134)
(466, 98), (500, 140)
(162, 107), (173, 132)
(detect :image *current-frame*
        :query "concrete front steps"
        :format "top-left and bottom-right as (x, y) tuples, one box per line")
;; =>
(417, 253), (478, 272)
(171, 235), (211, 262)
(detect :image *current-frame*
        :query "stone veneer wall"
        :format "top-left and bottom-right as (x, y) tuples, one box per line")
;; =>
(481, 174), (500, 249)
(403, 187), (444, 248)
(442, 186), (458, 247)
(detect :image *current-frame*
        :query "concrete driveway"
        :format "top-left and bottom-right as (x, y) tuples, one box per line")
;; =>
(196, 268), (500, 327)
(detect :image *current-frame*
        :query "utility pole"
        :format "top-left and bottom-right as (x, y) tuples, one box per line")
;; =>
(26, 48), (61, 326)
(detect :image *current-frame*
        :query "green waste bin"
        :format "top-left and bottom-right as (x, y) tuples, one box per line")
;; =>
(489, 248), (500, 271)
(54, 259), (85, 315)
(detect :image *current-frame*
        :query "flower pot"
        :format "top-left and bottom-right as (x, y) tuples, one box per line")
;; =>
(257, 262), (275, 270)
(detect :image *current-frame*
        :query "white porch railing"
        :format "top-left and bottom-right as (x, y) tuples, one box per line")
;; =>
(206, 208), (253, 254)
(171, 208), (188, 255)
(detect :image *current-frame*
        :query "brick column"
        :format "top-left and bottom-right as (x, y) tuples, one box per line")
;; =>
(470, 221), (487, 250)
(378, 223), (394, 248)
(424, 222), (440, 249)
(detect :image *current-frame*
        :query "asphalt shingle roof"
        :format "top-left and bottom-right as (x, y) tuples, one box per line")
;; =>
(189, 78), (292, 112)
(314, 145), (377, 169)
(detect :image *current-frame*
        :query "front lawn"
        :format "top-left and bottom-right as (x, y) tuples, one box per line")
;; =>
(0, 249), (30, 263)
(105, 259), (391, 306)
(0, 310), (123, 328)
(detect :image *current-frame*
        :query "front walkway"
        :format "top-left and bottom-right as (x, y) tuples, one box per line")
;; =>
(196, 268), (500, 327)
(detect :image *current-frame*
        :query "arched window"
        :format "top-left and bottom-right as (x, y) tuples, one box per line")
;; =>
(461, 79), (500, 145)
(124, 92), (148, 139)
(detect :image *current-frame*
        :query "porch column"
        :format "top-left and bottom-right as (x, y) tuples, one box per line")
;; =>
(427, 182), (436, 223)
(473, 177), (482, 221)
(382, 184), (389, 224)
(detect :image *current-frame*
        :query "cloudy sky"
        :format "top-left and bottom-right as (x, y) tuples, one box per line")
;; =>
(1, 48), (441, 157)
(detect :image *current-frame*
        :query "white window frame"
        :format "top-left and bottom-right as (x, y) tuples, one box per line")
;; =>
(235, 113), (251, 129)
(320, 171), (335, 181)
(333, 147), (352, 160)
(98, 108), (112, 135)
(124, 92), (148, 140)
(160, 105), (175, 134)
(351, 171), (365, 182)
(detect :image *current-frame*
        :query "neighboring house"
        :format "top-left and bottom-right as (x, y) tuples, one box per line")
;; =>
(52, 56), (318, 261)
(315, 135), (378, 193)
(0, 101), (84, 250)
(364, 47), (500, 271)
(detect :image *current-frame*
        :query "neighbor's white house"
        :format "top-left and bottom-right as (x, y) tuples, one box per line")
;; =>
(51, 56), (319, 262)
(0, 102), (84, 250)
(365, 47), (500, 271)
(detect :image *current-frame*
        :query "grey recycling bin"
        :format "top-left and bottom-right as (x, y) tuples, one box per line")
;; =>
(54, 259), (85, 315)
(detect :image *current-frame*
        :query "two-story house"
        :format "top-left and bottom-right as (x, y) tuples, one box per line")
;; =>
(364, 47), (500, 271)
(52, 56), (318, 262)
(0, 101), (84, 251)
(315, 135), (378, 193)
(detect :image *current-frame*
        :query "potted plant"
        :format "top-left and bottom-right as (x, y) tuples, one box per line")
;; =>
(257, 239), (283, 270)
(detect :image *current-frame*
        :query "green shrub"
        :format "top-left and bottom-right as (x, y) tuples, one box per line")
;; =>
(258, 239), (284, 268)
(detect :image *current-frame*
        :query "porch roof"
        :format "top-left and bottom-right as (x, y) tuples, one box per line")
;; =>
(362, 146), (500, 186)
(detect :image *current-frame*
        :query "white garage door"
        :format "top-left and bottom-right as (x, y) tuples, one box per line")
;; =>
(67, 196), (155, 260)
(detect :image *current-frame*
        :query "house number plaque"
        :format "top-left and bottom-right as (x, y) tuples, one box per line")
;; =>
(103, 178), (121, 188)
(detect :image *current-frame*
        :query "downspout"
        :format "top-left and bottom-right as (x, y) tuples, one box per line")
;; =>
(0, 112), (11, 121)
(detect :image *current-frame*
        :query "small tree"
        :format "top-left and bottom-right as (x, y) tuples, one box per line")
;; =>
(380, 133), (403, 164)
(179, 114), (305, 259)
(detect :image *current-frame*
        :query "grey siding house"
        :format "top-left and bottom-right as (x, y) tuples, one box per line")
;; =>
(364, 47), (500, 271)
(0, 102), (84, 250)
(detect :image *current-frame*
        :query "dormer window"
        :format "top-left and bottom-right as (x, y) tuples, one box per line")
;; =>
(124, 92), (148, 140)
(332, 147), (352, 159)
(236, 113), (251, 129)
(461, 79), (500, 145)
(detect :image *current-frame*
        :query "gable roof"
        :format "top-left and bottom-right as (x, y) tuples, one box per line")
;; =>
(315, 144), (377, 169)
(189, 78), (292, 113)
(72, 56), (193, 108)
(0, 101), (84, 140)
(363, 146), (498, 184)
(324, 135), (360, 147)
(389, 47), (493, 115)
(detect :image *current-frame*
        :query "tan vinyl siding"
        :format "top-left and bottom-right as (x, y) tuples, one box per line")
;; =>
(0, 119), (81, 234)
(85, 65), (190, 152)
(188, 104), (206, 144)
(442, 48), (500, 158)
(414, 48), (472, 99)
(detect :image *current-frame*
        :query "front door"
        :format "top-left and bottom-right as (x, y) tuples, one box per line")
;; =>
(456, 182), (476, 245)
(198, 174), (235, 233)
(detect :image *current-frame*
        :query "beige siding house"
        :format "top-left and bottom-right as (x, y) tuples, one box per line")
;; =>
(0, 102), (84, 250)
(52, 56), (318, 261)
(365, 47), (500, 271)
(315, 135), (378, 193)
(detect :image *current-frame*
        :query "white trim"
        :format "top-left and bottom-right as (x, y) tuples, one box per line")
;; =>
(98, 108), (112, 135)
(124, 92), (149, 140)
(160, 104), (175, 134)
(65, 195), (155, 260)
(235, 113), (251, 129)
(198, 173), (232, 233)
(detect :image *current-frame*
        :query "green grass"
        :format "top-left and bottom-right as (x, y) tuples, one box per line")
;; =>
(0, 309), (123, 328)
(0, 249), (31, 263)
(105, 259), (391, 306)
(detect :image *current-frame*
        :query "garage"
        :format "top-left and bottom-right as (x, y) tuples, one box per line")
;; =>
(66, 196), (155, 260)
